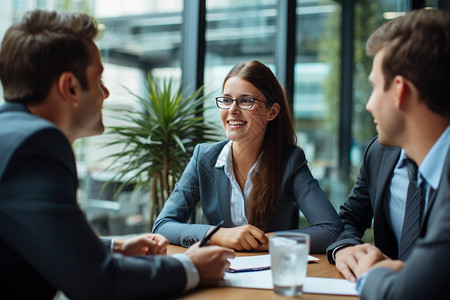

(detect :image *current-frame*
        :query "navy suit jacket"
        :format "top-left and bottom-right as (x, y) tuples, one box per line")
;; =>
(0, 102), (186, 299)
(361, 144), (450, 299)
(153, 141), (342, 253)
(326, 137), (401, 262)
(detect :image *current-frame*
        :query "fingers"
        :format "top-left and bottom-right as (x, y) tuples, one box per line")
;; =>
(341, 244), (389, 278)
(150, 234), (169, 255)
(247, 226), (268, 245)
(118, 234), (169, 256)
(336, 261), (357, 282)
(211, 225), (267, 251)
(335, 244), (377, 282)
(335, 246), (358, 282)
(185, 243), (235, 286)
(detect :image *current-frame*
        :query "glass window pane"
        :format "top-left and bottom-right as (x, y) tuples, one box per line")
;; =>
(351, 0), (410, 181)
(86, 0), (183, 234)
(295, 0), (342, 207)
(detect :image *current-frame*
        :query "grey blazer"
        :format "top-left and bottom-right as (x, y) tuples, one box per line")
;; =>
(153, 141), (342, 253)
(360, 146), (450, 299)
(0, 102), (186, 299)
(326, 137), (402, 262)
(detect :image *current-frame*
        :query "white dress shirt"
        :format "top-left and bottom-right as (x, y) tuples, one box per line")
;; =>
(215, 141), (260, 226)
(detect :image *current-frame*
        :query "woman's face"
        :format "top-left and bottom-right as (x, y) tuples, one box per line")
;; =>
(219, 76), (279, 145)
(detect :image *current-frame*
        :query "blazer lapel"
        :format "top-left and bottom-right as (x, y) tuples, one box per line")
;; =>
(215, 167), (232, 227)
(375, 148), (401, 228)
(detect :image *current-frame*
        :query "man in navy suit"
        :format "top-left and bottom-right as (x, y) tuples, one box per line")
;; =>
(326, 137), (402, 281)
(0, 9), (233, 299)
(346, 9), (450, 299)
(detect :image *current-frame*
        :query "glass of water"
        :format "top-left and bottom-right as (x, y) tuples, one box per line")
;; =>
(269, 232), (310, 297)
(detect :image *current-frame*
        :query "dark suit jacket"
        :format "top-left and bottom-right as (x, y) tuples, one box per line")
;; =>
(153, 141), (342, 253)
(361, 145), (450, 299)
(0, 102), (186, 299)
(326, 137), (401, 263)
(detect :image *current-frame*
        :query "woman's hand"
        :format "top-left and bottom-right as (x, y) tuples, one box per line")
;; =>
(209, 225), (268, 251)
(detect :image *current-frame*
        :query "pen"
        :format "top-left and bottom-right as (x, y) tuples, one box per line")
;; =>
(199, 220), (224, 247)
(226, 266), (271, 273)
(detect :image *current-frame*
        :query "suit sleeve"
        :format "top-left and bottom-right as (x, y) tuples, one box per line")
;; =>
(0, 128), (187, 300)
(287, 147), (343, 253)
(361, 192), (450, 300)
(326, 138), (378, 263)
(153, 144), (212, 247)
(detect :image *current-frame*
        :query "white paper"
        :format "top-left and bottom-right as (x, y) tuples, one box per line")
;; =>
(228, 254), (319, 271)
(303, 277), (358, 296)
(220, 271), (358, 296)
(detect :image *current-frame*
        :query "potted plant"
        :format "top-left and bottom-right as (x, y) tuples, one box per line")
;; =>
(104, 74), (222, 228)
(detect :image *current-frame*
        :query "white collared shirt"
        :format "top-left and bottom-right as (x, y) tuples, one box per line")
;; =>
(215, 141), (259, 226)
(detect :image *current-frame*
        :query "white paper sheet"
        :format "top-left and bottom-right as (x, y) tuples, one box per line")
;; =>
(228, 254), (319, 271)
(220, 271), (358, 296)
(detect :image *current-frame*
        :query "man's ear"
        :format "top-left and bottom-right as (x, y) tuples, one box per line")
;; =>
(392, 75), (405, 109)
(393, 75), (416, 109)
(267, 102), (280, 121)
(57, 72), (81, 107)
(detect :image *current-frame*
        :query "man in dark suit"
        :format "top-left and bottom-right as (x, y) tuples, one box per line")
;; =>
(0, 9), (234, 299)
(326, 138), (402, 281)
(346, 8), (450, 299)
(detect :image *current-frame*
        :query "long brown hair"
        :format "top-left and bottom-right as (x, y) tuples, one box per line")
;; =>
(223, 60), (297, 230)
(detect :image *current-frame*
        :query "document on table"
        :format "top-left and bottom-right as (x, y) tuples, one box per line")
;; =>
(220, 255), (357, 296)
(220, 271), (358, 296)
(228, 254), (319, 272)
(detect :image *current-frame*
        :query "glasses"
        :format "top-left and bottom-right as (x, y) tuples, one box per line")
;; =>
(215, 96), (266, 110)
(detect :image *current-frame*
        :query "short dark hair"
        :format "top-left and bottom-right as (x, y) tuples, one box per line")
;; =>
(366, 8), (450, 116)
(0, 10), (98, 105)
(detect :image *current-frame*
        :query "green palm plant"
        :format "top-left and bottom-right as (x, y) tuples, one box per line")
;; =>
(104, 74), (222, 227)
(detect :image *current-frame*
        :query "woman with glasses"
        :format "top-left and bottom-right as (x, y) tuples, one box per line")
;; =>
(153, 60), (342, 253)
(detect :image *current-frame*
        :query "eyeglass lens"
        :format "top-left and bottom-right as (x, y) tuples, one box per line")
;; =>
(217, 97), (254, 109)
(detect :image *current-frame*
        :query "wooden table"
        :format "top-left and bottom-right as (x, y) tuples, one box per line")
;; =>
(165, 245), (359, 300)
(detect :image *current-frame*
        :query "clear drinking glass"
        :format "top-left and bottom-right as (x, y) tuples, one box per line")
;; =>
(269, 232), (310, 297)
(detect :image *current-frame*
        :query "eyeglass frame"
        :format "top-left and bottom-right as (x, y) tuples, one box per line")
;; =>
(215, 96), (268, 110)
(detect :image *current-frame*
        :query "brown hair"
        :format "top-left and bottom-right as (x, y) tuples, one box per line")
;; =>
(366, 8), (450, 116)
(223, 60), (297, 230)
(0, 9), (98, 104)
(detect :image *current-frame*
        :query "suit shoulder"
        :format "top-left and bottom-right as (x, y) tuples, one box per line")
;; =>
(283, 144), (306, 161)
(195, 141), (228, 156)
(0, 111), (71, 180)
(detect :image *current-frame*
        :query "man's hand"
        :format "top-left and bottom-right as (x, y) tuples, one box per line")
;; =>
(113, 234), (169, 256)
(354, 244), (404, 278)
(209, 225), (268, 251)
(335, 243), (386, 282)
(185, 243), (235, 286)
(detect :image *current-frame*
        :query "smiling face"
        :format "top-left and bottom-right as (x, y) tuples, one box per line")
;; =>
(366, 48), (403, 147)
(220, 76), (277, 146)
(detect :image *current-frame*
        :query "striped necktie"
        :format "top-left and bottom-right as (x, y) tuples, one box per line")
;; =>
(398, 158), (423, 261)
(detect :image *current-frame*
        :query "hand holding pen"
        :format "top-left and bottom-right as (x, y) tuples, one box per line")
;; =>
(184, 221), (235, 286)
(200, 220), (224, 247)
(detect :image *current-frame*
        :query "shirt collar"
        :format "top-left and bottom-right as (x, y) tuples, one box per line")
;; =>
(215, 140), (232, 169)
(418, 125), (450, 189)
(396, 149), (408, 170)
